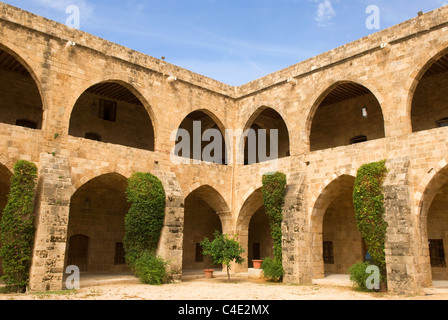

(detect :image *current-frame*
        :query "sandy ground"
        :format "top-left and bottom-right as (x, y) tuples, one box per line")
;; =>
(1, 272), (448, 301)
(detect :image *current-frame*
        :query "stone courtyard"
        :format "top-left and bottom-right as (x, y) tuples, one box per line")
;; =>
(0, 2), (448, 296)
(2, 273), (448, 300)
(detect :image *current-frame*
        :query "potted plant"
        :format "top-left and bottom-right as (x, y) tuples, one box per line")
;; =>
(203, 256), (214, 278)
(201, 231), (245, 282)
(252, 260), (263, 269)
(203, 269), (214, 279)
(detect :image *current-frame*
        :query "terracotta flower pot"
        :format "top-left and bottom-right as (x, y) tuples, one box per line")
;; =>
(204, 269), (214, 279)
(252, 260), (263, 269)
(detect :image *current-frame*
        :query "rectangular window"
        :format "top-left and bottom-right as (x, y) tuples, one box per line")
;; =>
(99, 99), (117, 122)
(114, 242), (126, 265)
(323, 241), (335, 264)
(195, 243), (204, 263)
(429, 239), (446, 267)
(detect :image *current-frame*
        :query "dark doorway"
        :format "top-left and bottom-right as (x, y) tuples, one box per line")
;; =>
(67, 234), (89, 272)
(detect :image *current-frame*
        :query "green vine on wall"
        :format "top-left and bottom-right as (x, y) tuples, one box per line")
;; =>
(261, 172), (287, 272)
(0, 160), (38, 292)
(353, 160), (388, 279)
(123, 172), (166, 269)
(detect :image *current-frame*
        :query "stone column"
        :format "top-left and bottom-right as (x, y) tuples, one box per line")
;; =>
(383, 157), (422, 295)
(155, 171), (184, 281)
(29, 153), (74, 292)
(282, 172), (313, 285)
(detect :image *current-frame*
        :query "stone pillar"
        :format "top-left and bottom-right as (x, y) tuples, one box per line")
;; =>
(155, 171), (184, 281)
(383, 157), (422, 295)
(29, 153), (74, 292)
(282, 172), (313, 285)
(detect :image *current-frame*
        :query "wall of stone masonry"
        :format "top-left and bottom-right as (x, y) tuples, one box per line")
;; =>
(0, 3), (447, 294)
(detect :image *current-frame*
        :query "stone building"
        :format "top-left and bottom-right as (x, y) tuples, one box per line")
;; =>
(0, 3), (448, 295)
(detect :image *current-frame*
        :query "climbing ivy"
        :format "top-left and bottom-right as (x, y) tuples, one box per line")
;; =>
(0, 160), (38, 292)
(353, 160), (388, 279)
(123, 172), (166, 269)
(261, 172), (287, 273)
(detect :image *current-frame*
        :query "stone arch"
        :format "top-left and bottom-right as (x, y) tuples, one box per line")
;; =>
(184, 184), (231, 215)
(66, 172), (130, 273)
(235, 187), (273, 271)
(306, 80), (386, 152)
(242, 106), (291, 165)
(408, 46), (448, 133)
(0, 154), (16, 173)
(236, 187), (264, 235)
(68, 78), (157, 151)
(71, 166), (130, 192)
(174, 109), (228, 165)
(0, 44), (45, 130)
(182, 184), (230, 271)
(415, 156), (448, 284)
(415, 157), (448, 218)
(310, 173), (363, 279)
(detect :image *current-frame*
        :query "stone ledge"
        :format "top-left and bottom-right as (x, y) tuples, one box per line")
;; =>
(248, 268), (264, 279)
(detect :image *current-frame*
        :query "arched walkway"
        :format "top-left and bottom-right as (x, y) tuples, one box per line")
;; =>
(309, 81), (385, 151)
(243, 107), (290, 165)
(311, 175), (365, 279)
(65, 173), (130, 273)
(418, 163), (448, 284)
(175, 110), (227, 165)
(182, 185), (229, 271)
(0, 47), (43, 129)
(235, 188), (273, 271)
(411, 49), (448, 132)
(69, 81), (155, 151)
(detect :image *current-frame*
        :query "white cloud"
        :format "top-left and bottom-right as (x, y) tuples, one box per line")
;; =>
(312, 0), (337, 26)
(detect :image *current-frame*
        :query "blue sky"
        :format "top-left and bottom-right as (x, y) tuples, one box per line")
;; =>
(2, 0), (448, 85)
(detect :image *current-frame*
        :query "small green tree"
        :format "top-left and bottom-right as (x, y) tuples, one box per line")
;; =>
(0, 160), (38, 292)
(200, 231), (245, 282)
(261, 257), (283, 282)
(349, 262), (372, 292)
(134, 252), (171, 285)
